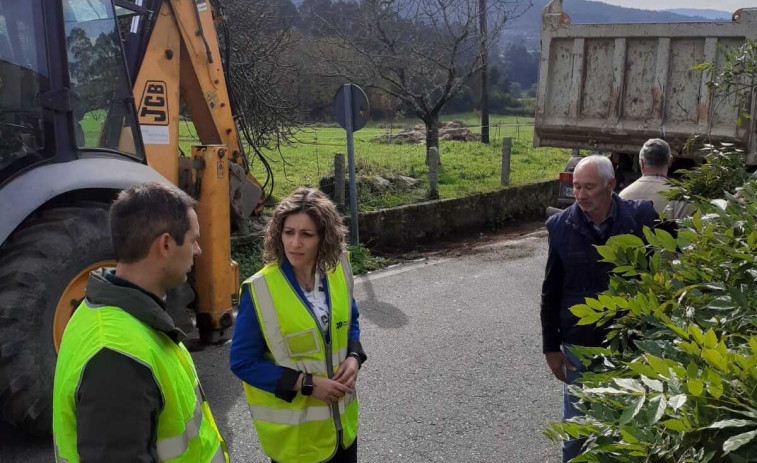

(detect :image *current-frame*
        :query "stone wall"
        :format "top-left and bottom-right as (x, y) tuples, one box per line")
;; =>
(353, 180), (559, 249)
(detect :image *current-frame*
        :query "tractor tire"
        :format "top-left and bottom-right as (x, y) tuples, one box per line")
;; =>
(0, 203), (113, 435)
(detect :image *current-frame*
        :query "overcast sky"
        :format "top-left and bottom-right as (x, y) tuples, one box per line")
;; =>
(598, 0), (757, 11)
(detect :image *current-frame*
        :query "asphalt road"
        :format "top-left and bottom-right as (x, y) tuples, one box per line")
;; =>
(1, 228), (562, 462)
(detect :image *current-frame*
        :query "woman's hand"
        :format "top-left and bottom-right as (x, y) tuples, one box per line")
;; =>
(332, 357), (359, 390)
(312, 376), (351, 404)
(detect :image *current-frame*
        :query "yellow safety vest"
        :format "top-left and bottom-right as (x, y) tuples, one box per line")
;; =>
(242, 253), (358, 463)
(52, 300), (228, 463)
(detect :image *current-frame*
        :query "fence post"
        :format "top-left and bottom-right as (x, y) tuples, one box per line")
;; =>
(428, 146), (439, 199)
(516, 117), (520, 139)
(501, 137), (512, 186)
(334, 152), (345, 209)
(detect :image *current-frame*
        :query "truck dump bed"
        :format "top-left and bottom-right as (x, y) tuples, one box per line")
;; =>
(534, 0), (757, 164)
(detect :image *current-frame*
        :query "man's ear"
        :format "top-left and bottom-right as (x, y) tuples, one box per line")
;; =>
(154, 233), (172, 258)
(607, 177), (617, 192)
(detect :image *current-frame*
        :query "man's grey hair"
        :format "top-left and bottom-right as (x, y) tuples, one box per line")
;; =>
(575, 155), (615, 185)
(639, 138), (671, 167)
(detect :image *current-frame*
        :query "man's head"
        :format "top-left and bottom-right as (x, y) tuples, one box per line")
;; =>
(573, 155), (616, 220)
(639, 138), (672, 175)
(110, 182), (201, 293)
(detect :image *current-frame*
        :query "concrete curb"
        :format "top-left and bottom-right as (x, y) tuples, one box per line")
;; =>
(352, 180), (559, 250)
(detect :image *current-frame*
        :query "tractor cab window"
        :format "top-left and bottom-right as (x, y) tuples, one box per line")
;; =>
(64, 0), (143, 158)
(0, 0), (54, 185)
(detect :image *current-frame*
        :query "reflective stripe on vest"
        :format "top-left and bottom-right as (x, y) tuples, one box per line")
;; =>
(243, 253), (358, 463)
(155, 385), (226, 461)
(250, 275), (327, 374)
(248, 391), (357, 425)
(52, 301), (228, 463)
(54, 442), (69, 463)
(156, 385), (202, 460)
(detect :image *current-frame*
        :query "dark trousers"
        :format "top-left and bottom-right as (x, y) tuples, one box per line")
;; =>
(272, 440), (357, 463)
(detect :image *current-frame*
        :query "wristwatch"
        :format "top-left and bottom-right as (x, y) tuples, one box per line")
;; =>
(301, 373), (314, 396)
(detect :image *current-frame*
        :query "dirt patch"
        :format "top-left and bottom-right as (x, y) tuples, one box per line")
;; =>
(373, 120), (481, 144)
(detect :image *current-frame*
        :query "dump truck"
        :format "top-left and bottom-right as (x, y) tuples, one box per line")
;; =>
(534, 0), (757, 204)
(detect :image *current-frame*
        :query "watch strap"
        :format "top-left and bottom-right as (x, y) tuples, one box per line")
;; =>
(301, 373), (314, 396)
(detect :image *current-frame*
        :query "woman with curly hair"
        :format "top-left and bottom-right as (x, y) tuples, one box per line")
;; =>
(230, 187), (366, 463)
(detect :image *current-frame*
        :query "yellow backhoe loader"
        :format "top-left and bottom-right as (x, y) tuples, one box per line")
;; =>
(0, 0), (264, 434)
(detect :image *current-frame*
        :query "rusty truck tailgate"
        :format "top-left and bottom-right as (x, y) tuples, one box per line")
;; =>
(534, 0), (757, 165)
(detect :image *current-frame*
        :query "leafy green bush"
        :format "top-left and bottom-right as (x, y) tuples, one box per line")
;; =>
(666, 144), (749, 202)
(348, 244), (393, 275)
(546, 179), (757, 461)
(547, 38), (757, 462)
(231, 239), (265, 280)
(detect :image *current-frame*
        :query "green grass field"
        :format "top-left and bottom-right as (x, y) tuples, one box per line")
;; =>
(181, 113), (569, 211)
(81, 111), (569, 212)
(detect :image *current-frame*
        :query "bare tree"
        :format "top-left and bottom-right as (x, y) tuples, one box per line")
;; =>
(312, 0), (531, 161)
(479, 0), (489, 144)
(218, 0), (301, 196)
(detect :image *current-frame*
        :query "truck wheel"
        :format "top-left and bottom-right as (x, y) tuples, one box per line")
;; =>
(0, 204), (114, 435)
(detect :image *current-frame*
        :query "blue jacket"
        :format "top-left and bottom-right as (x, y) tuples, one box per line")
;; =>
(540, 194), (657, 352)
(230, 258), (364, 401)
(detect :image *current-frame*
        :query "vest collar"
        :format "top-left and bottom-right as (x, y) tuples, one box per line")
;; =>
(86, 269), (185, 340)
(608, 194), (642, 236)
(565, 194), (639, 239)
(280, 258), (330, 304)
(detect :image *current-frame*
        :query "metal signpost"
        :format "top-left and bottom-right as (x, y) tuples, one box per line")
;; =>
(333, 84), (370, 246)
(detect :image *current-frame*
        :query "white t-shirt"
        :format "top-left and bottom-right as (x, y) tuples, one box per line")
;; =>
(302, 269), (329, 334)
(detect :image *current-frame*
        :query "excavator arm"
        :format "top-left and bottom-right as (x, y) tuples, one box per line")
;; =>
(125, 0), (263, 341)
(0, 0), (265, 434)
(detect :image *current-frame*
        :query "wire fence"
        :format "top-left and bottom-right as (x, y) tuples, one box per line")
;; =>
(179, 119), (555, 203)
(293, 120), (535, 146)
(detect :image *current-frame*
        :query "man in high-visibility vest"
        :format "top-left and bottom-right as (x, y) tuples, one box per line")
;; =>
(53, 182), (228, 463)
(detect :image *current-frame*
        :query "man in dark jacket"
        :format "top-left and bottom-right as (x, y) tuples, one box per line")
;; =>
(541, 155), (657, 462)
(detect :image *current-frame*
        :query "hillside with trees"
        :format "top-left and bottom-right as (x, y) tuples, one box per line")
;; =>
(501, 0), (727, 50)
(222, 0), (728, 125)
